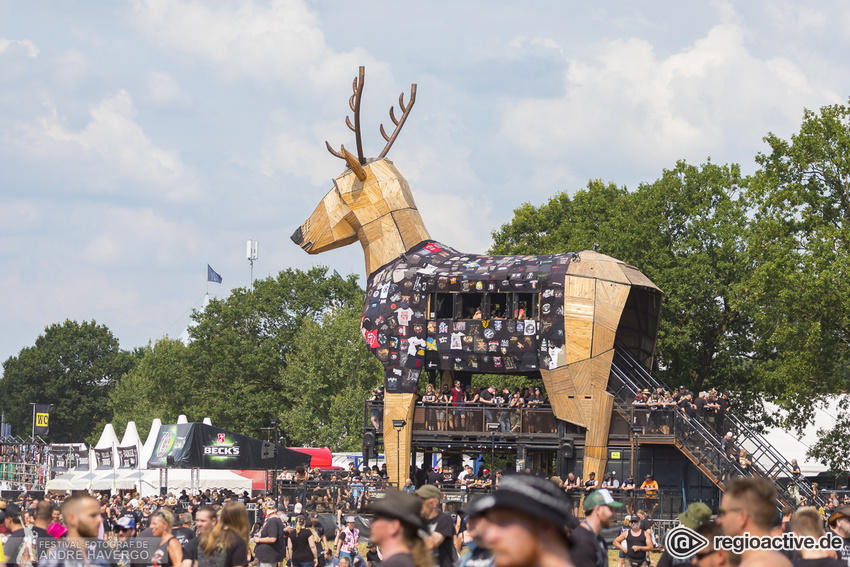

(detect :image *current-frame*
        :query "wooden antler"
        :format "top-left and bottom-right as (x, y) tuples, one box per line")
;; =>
(378, 84), (417, 158)
(326, 66), (366, 165)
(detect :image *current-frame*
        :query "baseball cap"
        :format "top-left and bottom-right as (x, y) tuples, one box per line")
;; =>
(4, 503), (21, 518)
(677, 502), (711, 529)
(583, 488), (624, 512)
(463, 473), (575, 528)
(365, 489), (426, 531)
(415, 484), (441, 500)
(115, 516), (136, 530)
(345, 515), (355, 523)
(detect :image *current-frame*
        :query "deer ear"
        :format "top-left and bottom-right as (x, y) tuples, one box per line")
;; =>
(341, 145), (367, 181)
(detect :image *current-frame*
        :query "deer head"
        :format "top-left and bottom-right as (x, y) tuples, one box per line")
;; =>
(291, 67), (430, 276)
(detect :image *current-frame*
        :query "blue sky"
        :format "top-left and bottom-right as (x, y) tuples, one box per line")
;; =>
(2, 0), (849, 369)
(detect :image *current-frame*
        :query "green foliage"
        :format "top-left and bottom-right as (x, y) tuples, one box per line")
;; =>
(184, 267), (363, 438)
(281, 305), (383, 450)
(744, 100), (850, 466)
(0, 320), (135, 443)
(109, 337), (196, 440)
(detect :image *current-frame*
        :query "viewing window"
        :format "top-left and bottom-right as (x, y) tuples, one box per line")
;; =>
(428, 292), (539, 320)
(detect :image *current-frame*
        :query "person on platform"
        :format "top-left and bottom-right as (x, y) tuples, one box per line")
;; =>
(716, 477), (792, 567)
(468, 473), (574, 567)
(415, 485), (455, 567)
(365, 489), (431, 567)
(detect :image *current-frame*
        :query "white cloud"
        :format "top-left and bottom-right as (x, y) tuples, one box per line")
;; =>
(499, 17), (830, 180)
(145, 71), (192, 108)
(0, 38), (39, 57)
(19, 90), (200, 201)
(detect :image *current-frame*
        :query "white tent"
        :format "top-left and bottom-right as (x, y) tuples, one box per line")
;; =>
(140, 419), (162, 468)
(749, 400), (841, 476)
(47, 468), (252, 496)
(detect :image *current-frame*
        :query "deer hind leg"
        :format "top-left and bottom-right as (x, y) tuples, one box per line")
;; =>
(383, 392), (416, 488)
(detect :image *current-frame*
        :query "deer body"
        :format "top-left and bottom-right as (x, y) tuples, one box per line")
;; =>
(291, 67), (663, 491)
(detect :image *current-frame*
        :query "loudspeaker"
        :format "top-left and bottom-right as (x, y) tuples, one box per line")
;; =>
(560, 440), (574, 459)
(261, 442), (275, 459)
(363, 429), (376, 461)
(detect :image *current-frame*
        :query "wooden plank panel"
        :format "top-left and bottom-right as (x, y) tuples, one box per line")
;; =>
(589, 350), (615, 391)
(586, 391), (614, 448)
(393, 208), (431, 249)
(383, 393), (416, 488)
(567, 276), (596, 299)
(570, 358), (593, 393)
(567, 258), (631, 284)
(591, 325), (617, 358)
(621, 265), (661, 292)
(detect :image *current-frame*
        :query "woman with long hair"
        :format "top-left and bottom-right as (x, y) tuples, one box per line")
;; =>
(287, 515), (318, 567)
(197, 501), (250, 567)
(150, 508), (183, 567)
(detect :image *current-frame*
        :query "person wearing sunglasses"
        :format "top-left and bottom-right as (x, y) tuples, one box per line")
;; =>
(690, 521), (731, 567)
(716, 478), (791, 567)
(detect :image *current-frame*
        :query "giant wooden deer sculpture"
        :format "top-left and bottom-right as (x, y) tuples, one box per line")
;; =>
(292, 67), (662, 488)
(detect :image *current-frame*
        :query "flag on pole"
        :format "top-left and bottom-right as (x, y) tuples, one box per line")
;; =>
(207, 265), (222, 284)
(34, 404), (51, 435)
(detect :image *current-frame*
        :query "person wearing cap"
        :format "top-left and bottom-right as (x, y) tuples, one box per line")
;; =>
(613, 514), (652, 567)
(688, 521), (731, 567)
(653, 502), (711, 566)
(583, 472), (598, 493)
(415, 484), (455, 567)
(601, 472), (619, 490)
(828, 504), (850, 565)
(571, 488), (623, 567)
(3, 503), (33, 566)
(716, 477), (791, 567)
(254, 505), (287, 567)
(333, 516), (359, 565)
(365, 489), (430, 567)
(639, 475), (658, 512)
(465, 473), (573, 567)
(114, 515), (137, 541)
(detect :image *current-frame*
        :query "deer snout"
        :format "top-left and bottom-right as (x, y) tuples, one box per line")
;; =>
(291, 226), (304, 246)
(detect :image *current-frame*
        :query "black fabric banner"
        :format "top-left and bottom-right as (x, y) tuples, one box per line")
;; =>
(94, 447), (114, 469)
(117, 446), (139, 469)
(34, 404), (51, 435)
(74, 446), (90, 471)
(146, 423), (310, 470)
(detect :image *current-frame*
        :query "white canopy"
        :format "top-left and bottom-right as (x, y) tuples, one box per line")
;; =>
(47, 468), (252, 496)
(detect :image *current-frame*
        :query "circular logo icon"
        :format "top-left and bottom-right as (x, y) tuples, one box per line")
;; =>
(156, 431), (175, 458)
(664, 526), (709, 560)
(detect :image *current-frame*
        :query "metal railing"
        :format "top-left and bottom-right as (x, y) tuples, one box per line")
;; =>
(610, 343), (821, 507)
(365, 401), (558, 435)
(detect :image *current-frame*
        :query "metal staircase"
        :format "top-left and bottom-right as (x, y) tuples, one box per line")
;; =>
(608, 343), (819, 508)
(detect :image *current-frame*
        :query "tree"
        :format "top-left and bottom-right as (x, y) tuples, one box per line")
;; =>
(109, 337), (196, 441)
(745, 99), (850, 466)
(280, 305), (383, 450)
(0, 320), (135, 443)
(184, 267), (363, 438)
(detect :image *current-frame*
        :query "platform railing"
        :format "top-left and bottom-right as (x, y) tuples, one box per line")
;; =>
(610, 343), (820, 507)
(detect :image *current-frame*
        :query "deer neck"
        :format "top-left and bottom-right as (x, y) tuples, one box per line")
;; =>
(356, 207), (430, 276)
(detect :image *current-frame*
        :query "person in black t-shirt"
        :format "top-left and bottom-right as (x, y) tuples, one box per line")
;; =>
(172, 512), (196, 548)
(415, 485), (454, 567)
(253, 508), (286, 567)
(571, 489), (623, 567)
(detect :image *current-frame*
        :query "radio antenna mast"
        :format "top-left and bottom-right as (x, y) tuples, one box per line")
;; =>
(247, 239), (258, 291)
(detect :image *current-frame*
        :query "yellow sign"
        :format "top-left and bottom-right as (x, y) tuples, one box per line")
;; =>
(36, 413), (49, 427)
(610, 451), (621, 460)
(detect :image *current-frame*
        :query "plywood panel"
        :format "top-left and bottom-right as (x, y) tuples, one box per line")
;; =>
(383, 393), (416, 488)
(588, 349), (615, 391)
(591, 325), (616, 358)
(586, 391), (614, 448)
(621, 265), (661, 292)
(341, 188), (382, 225)
(393, 208), (431, 250)
(372, 160), (417, 208)
(567, 258), (631, 285)
(570, 358), (593, 393)
(564, 318), (593, 363)
(567, 276), (596, 300)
